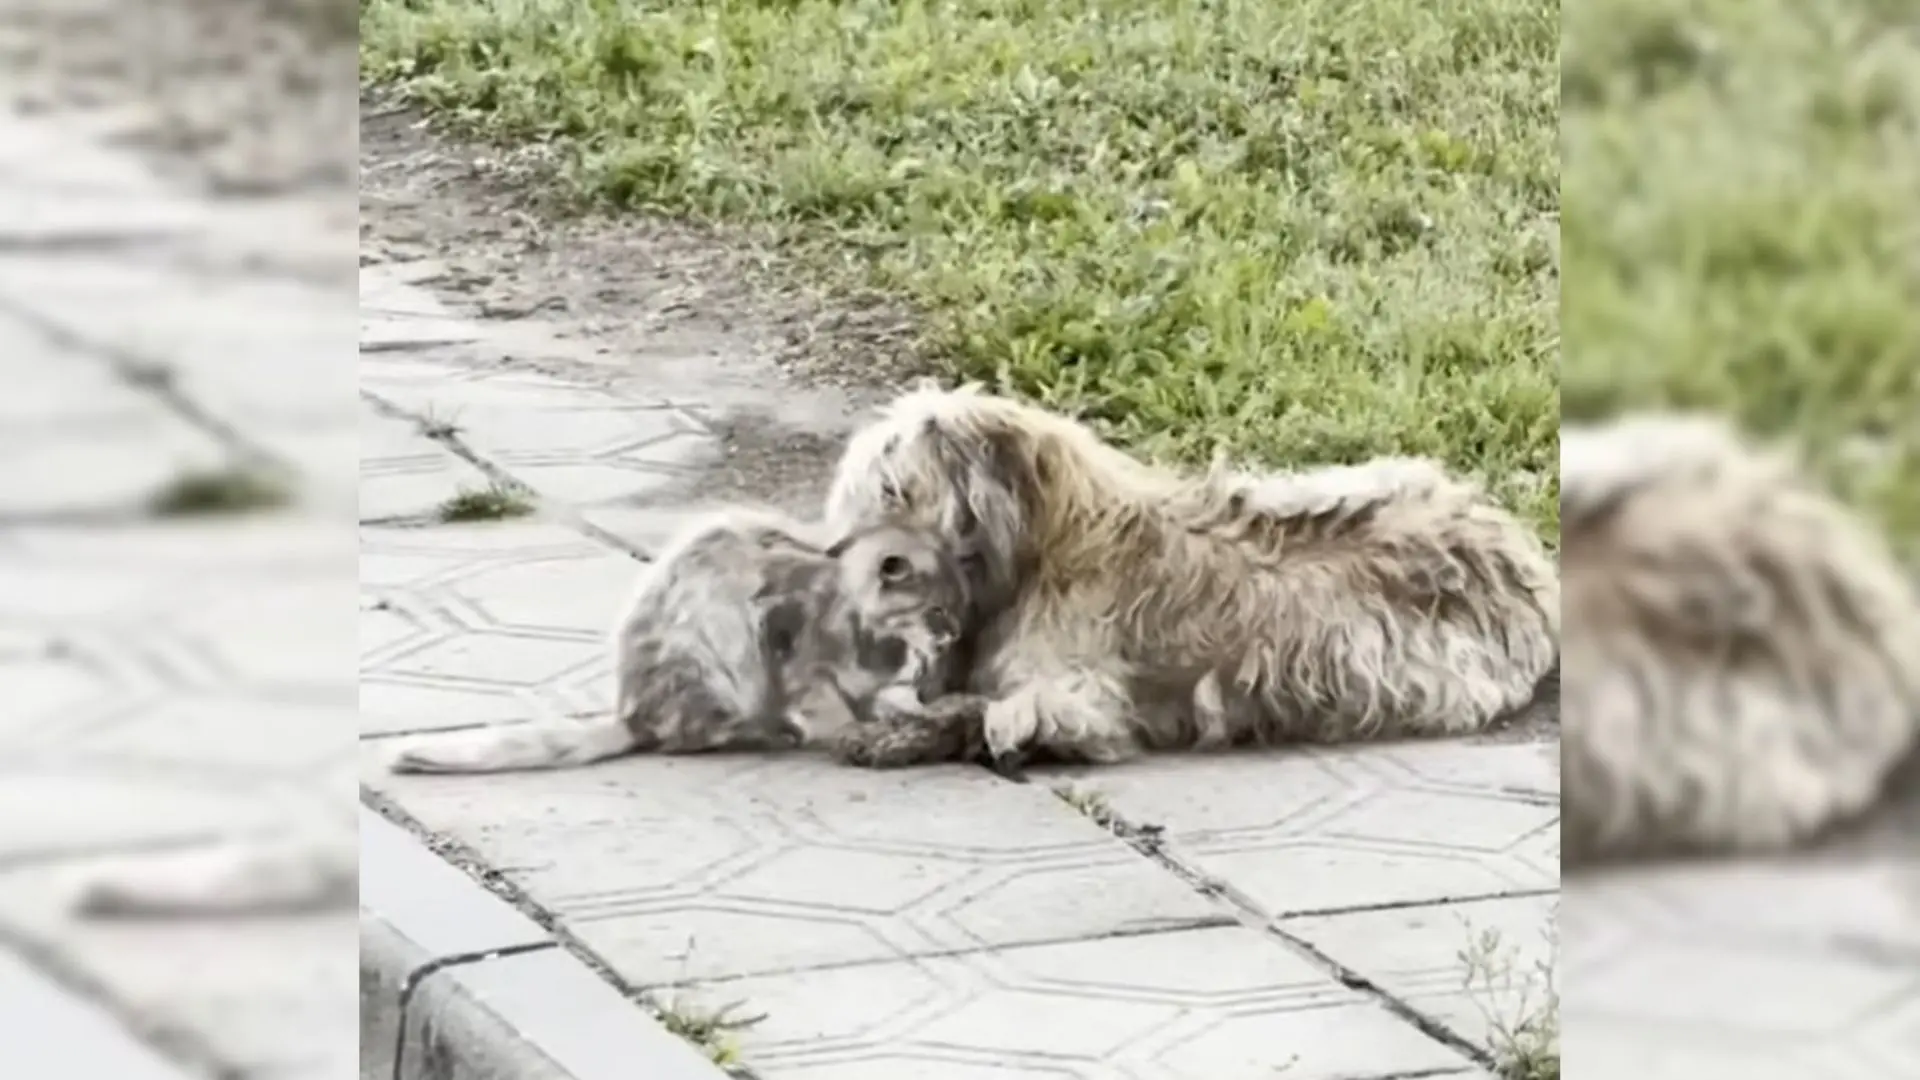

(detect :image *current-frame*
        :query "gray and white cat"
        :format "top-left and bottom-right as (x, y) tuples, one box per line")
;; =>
(385, 507), (975, 774)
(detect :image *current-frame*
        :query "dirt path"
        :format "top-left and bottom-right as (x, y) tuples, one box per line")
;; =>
(358, 99), (951, 529)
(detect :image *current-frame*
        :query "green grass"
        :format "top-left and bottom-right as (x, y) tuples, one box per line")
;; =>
(1564, 0), (1920, 551)
(361, 0), (1560, 534)
(148, 465), (292, 517)
(1051, 780), (1116, 826)
(651, 993), (764, 1073)
(436, 482), (537, 522)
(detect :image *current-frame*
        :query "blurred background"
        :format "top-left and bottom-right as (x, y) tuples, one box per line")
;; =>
(1563, 0), (1918, 1077)
(0, 0), (355, 1077)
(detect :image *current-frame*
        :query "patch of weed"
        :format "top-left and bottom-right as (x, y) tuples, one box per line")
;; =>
(1459, 919), (1559, 1080)
(148, 464), (292, 516)
(1052, 781), (1115, 827)
(418, 407), (464, 439)
(650, 936), (764, 1074)
(436, 482), (535, 522)
(653, 994), (765, 1072)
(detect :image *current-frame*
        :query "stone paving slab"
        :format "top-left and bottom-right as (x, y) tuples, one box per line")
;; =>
(0, 253), (356, 430)
(0, 946), (198, 1080)
(360, 398), (500, 521)
(369, 754), (1234, 986)
(0, 91), (355, 1080)
(1561, 861), (1920, 1080)
(1037, 741), (1558, 917)
(0, 399), (231, 517)
(1282, 893), (1559, 1052)
(699, 924), (1481, 1080)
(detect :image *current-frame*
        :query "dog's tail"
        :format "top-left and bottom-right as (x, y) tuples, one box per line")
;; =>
(386, 715), (638, 774)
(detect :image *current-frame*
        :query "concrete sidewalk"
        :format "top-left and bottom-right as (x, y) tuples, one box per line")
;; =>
(357, 208), (1559, 1078)
(0, 99), (356, 1080)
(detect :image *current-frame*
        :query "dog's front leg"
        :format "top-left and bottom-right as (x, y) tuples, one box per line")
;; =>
(980, 661), (1139, 769)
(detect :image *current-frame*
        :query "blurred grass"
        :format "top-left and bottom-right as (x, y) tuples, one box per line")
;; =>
(1564, 0), (1920, 551)
(360, 0), (1560, 534)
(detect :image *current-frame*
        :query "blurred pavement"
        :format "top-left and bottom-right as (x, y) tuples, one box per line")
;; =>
(0, 2), (357, 1076)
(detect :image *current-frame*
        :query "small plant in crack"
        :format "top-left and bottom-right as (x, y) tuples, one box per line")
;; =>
(1052, 781), (1115, 826)
(418, 407), (463, 439)
(653, 995), (766, 1071)
(436, 482), (535, 522)
(649, 936), (765, 1074)
(148, 464), (291, 516)
(1051, 781), (1168, 844)
(1458, 918), (1558, 1080)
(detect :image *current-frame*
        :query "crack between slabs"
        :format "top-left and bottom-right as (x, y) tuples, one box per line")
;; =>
(1038, 785), (1505, 1074)
(0, 917), (243, 1080)
(359, 387), (655, 562)
(366, 784), (772, 1079)
(0, 293), (292, 479)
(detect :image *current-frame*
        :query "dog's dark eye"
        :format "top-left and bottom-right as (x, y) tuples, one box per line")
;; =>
(878, 554), (911, 581)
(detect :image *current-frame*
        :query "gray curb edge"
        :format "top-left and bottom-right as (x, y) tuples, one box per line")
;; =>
(0, 947), (201, 1080)
(360, 806), (729, 1080)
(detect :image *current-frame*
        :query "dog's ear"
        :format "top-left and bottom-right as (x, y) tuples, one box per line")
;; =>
(760, 597), (808, 658)
(928, 422), (1031, 609)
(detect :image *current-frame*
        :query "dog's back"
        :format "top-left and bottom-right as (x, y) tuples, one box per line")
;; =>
(1560, 414), (1920, 864)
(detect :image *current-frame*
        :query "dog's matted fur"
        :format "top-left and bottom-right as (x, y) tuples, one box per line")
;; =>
(1560, 414), (1920, 865)
(823, 383), (1560, 767)
(386, 507), (972, 774)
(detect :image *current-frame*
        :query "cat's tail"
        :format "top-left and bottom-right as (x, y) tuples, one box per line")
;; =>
(72, 834), (356, 918)
(386, 715), (638, 774)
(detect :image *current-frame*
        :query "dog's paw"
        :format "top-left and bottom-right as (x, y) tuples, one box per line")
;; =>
(985, 746), (1030, 780)
(982, 697), (1040, 765)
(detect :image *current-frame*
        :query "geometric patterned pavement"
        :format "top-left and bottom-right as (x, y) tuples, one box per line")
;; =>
(0, 95), (357, 1080)
(1562, 859), (1920, 1080)
(362, 193), (1920, 1076)
(359, 255), (1560, 1078)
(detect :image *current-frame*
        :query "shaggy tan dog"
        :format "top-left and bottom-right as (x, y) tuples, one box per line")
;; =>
(823, 383), (1560, 766)
(1560, 414), (1920, 865)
